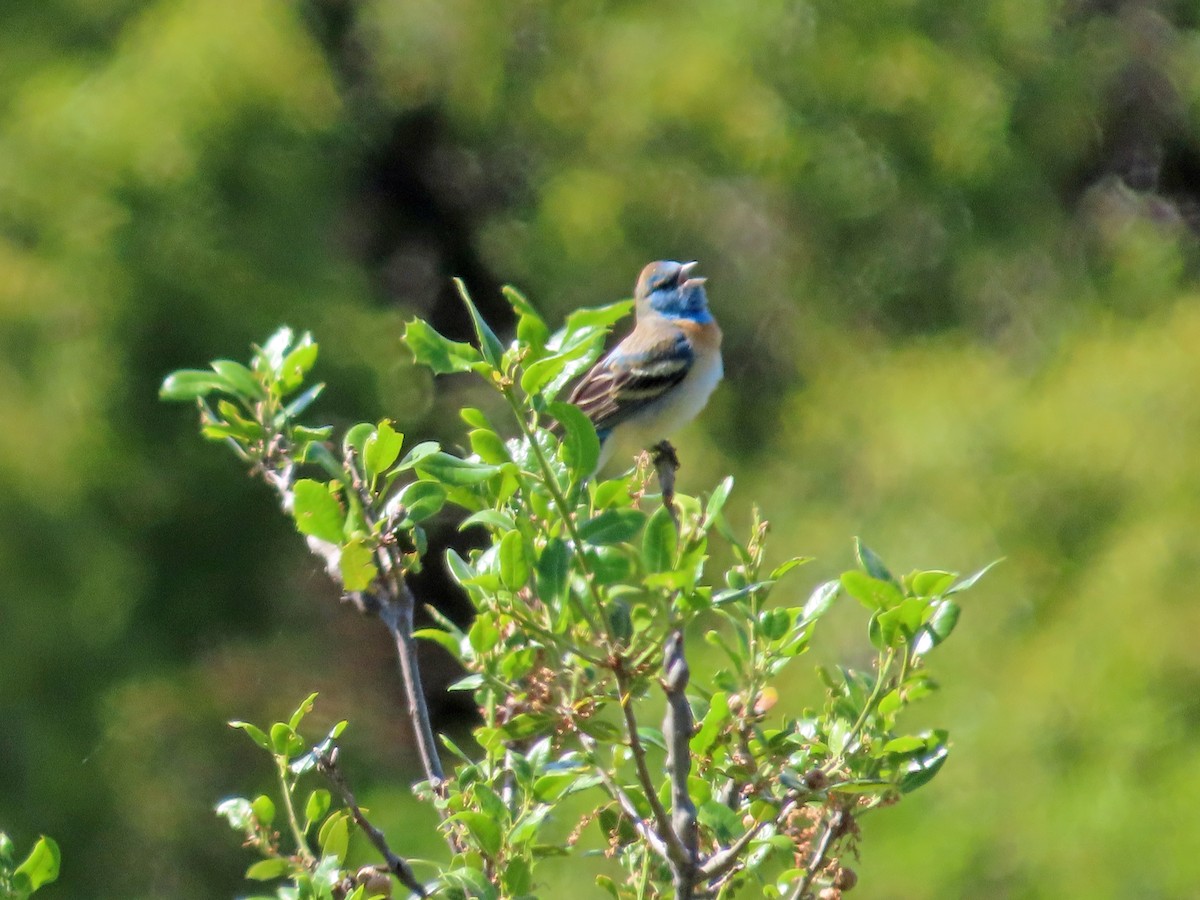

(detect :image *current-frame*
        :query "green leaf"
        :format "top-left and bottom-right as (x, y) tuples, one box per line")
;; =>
(802, 580), (840, 622)
(404, 318), (483, 374)
(536, 538), (570, 604)
(502, 858), (533, 896)
(159, 369), (230, 401)
(13, 837), (60, 890)
(229, 720), (271, 751)
(855, 538), (896, 583)
(759, 607), (790, 641)
(397, 440), (440, 469)
(394, 480), (448, 525)
(364, 420), (404, 478)
(279, 338), (318, 392)
(304, 789), (331, 827)
(578, 508), (645, 545)
(215, 797), (254, 831)
(829, 779), (892, 794)
(881, 735), (927, 755)
(469, 428), (511, 465)
(704, 476), (734, 523)
(559, 300), (634, 336)
(460, 509), (517, 531)
(245, 858), (291, 881)
(770, 557), (811, 581)
(211, 359), (265, 399)
(913, 599), (961, 654)
(257, 326), (294, 372)
(910, 569), (956, 597)
(898, 739), (950, 793)
(499, 530), (530, 590)
(468, 616), (500, 654)
(251, 794), (276, 827)
(413, 627), (461, 656)
(453, 278), (505, 369)
(642, 505), (678, 573)
(698, 801), (743, 843)
(947, 559), (1002, 594)
(269, 722), (305, 757)
(547, 401), (600, 480)
(445, 548), (476, 586)
(840, 570), (903, 611)
(414, 452), (502, 486)
(284, 382), (325, 418)
(521, 344), (586, 398)
(289, 692), (319, 730)
(691, 692), (730, 754)
(339, 537), (378, 592)
(292, 480), (344, 544)
(607, 598), (633, 643)
(318, 811), (350, 862)
(342, 421), (375, 461)
(452, 811), (503, 857)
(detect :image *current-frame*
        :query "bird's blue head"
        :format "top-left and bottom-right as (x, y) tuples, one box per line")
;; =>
(634, 260), (711, 323)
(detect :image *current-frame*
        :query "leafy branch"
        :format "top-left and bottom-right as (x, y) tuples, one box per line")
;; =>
(162, 281), (992, 899)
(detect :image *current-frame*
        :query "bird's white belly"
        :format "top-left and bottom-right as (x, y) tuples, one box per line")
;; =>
(607, 351), (724, 461)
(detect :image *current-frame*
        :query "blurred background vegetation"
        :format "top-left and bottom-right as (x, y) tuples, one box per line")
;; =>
(3, 0), (1200, 897)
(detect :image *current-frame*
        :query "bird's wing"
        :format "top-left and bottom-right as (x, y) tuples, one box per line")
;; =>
(568, 330), (694, 434)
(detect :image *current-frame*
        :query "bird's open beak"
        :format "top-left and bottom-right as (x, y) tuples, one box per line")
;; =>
(676, 260), (700, 289)
(677, 261), (706, 289)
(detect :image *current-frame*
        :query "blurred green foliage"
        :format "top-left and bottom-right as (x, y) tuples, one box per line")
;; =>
(3, 0), (1199, 897)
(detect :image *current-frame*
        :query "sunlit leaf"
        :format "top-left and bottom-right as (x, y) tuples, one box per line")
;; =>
(499, 530), (530, 590)
(159, 369), (230, 401)
(642, 505), (678, 573)
(13, 836), (60, 889)
(394, 480), (448, 525)
(415, 452), (502, 486)
(318, 811), (350, 862)
(536, 538), (570, 605)
(245, 858), (290, 881)
(339, 537), (377, 591)
(404, 318), (483, 374)
(363, 420), (403, 477)
(947, 559), (1002, 595)
(855, 538), (896, 584)
(547, 400), (600, 480)
(292, 479), (344, 544)
(453, 277), (505, 369)
(211, 359), (264, 400)
(578, 508), (645, 545)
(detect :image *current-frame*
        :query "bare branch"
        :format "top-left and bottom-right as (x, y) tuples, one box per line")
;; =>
(700, 798), (798, 881)
(662, 630), (699, 899)
(317, 747), (428, 898)
(614, 664), (691, 869)
(788, 808), (848, 900)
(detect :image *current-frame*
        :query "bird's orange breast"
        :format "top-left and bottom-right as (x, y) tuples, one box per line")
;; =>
(677, 318), (722, 355)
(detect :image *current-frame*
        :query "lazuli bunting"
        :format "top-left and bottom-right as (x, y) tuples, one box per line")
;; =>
(567, 260), (723, 471)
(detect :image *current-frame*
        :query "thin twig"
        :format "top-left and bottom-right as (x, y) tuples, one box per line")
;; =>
(589, 761), (674, 864)
(614, 664), (691, 868)
(788, 808), (847, 900)
(700, 798), (799, 880)
(661, 630), (699, 899)
(317, 747), (428, 898)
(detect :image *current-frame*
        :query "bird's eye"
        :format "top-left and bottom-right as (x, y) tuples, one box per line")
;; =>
(651, 271), (678, 291)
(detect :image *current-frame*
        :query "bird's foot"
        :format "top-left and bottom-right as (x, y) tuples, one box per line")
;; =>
(650, 441), (680, 531)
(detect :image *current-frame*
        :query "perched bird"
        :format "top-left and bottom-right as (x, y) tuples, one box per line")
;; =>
(567, 260), (723, 471)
